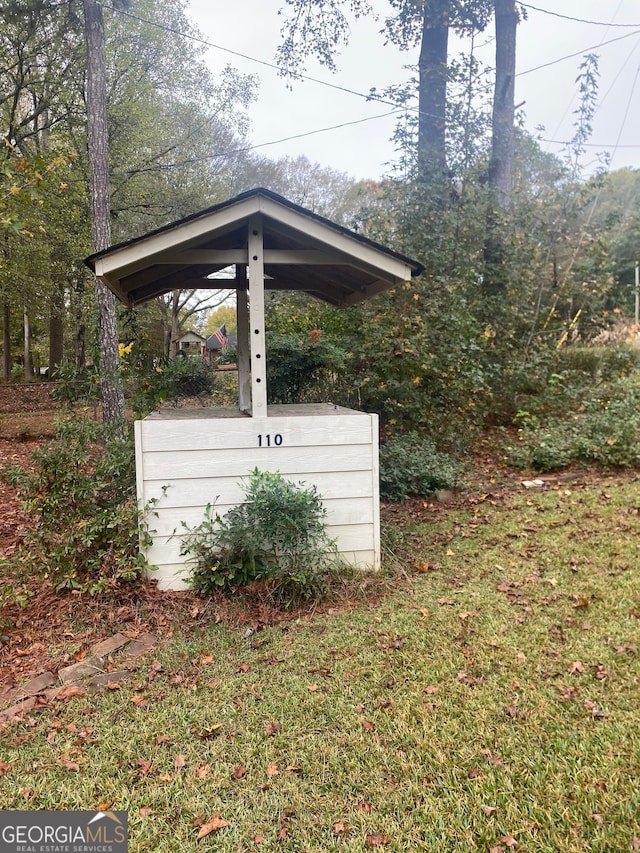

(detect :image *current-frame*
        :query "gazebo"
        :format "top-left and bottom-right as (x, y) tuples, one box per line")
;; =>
(86, 188), (422, 589)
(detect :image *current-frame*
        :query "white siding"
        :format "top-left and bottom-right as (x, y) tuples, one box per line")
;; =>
(136, 404), (380, 590)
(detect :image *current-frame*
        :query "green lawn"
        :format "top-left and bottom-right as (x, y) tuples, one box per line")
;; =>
(1, 474), (639, 851)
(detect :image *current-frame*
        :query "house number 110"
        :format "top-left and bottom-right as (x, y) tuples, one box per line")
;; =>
(257, 433), (283, 447)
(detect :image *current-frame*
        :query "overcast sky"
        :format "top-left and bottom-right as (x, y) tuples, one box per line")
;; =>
(186, 0), (640, 181)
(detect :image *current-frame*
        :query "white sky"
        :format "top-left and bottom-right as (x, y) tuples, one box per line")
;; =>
(186, 0), (640, 180)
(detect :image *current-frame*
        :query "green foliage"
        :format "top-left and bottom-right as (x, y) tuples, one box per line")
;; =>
(507, 372), (640, 472)
(127, 357), (215, 416)
(379, 433), (462, 502)
(182, 469), (340, 604)
(1, 414), (149, 594)
(266, 330), (345, 404)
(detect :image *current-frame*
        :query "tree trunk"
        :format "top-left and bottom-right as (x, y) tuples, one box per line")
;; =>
(417, 0), (450, 184)
(23, 309), (34, 381)
(170, 290), (181, 358)
(482, 0), (518, 297)
(488, 0), (517, 208)
(2, 302), (10, 382)
(49, 283), (65, 379)
(83, 0), (126, 425)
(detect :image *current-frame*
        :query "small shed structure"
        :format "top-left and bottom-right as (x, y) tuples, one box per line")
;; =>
(86, 188), (422, 589)
(173, 329), (205, 358)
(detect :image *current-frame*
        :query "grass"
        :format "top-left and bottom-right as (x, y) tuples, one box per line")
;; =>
(1, 474), (640, 851)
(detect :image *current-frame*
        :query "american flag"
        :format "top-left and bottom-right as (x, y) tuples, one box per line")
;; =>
(213, 324), (229, 350)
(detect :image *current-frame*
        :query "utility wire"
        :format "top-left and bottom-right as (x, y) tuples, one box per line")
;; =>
(519, 3), (640, 28)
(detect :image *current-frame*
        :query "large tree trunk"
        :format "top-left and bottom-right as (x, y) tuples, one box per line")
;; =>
(488, 0), (517, 208)
(83, 0), (125, 425)
(48, 281), (65, 379)
(482, 0), (518, 296)
(418, 0), (450, 183)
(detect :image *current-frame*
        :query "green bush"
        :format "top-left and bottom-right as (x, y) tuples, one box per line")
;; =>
(266, 330), (345, 404)
(379, 433), (461, 502)
(506, 374), (640, 472)
(128, 357), (215, 416)
(1, 414), (149, 594)
(180, 469), (340, 604)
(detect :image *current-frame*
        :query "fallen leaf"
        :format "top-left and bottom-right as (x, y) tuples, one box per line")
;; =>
(96, 800), (113, 811)
(196, 814), (230, 840)
(357, 802), (372, 813)
(366, 831), (389, 847)
(416, 562), (430, 573)
(265, 721), (282, 737)
(174, 754), (187, 769)
(57, 683), (86, 700)
(253, 833), (265, 844)
(419, 608), (430, 617)
(131, 694), (149, 708)
(499, 835), (518, 847)
(139, 806), (152, 817)
(200, 655), (214, 665)
(196, 764), (211, 780)
(458, 610), (476, 621)
(232, 765), (247, 780)
(308, 684), (319, 692)
(483, 805), (498, 816)
(424, 685), (439, 694)
(266, 762), (279, 778)
(362, 719), (376, 732)
(61, 760), (80, 772)
(631, 837), (640, 851)
(568, 660), (586, 674)
(334, 820), (347, 834)
(156, 735), (172, 745)
(136, 758), (153, 776)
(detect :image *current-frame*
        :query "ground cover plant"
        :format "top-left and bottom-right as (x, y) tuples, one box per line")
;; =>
(1, 471), (639, 852)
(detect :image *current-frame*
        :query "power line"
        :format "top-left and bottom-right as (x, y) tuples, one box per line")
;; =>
(519, 3), (640, 28)
(119, 109), (404, 174)
(517, 29), (640, 76)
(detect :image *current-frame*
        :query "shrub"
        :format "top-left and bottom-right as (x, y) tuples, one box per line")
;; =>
(266, 331), (345, 404)
(181, 469), (340, 604)
(379, 433), (462, 502)
(506, 374), (640, 471)
(128, 357), (215, 416)
(2, 414), (150, 594)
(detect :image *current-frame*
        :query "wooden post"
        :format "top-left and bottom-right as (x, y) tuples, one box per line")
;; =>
(248, 215), (267, 416)
(236, 264), (251, 411)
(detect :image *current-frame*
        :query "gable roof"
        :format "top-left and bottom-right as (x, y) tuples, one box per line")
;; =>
(85, 188), (423, 308)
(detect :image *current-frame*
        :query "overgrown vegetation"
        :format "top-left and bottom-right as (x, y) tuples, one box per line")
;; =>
(181, 468), (341, 604)
(1, 414), (149, 595)
(506, 355), (640, 472)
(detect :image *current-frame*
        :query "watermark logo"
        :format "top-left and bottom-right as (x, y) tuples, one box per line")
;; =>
(0, 810), (128, 852)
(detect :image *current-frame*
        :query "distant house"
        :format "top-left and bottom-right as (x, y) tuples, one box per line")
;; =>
(172, 330), (205, 358)
(205, 331), (237, 363)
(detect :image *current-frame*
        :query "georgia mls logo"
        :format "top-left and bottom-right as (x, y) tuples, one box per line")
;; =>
(0, 810), (128, 852)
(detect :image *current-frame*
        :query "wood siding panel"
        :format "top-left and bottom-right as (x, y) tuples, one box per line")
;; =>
(136, 409), (380, 589)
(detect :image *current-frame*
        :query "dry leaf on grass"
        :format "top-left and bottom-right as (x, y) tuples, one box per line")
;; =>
(196, 814), (230, 840)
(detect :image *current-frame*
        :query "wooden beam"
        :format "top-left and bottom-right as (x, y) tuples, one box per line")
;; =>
(248, 215), (267, 417)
